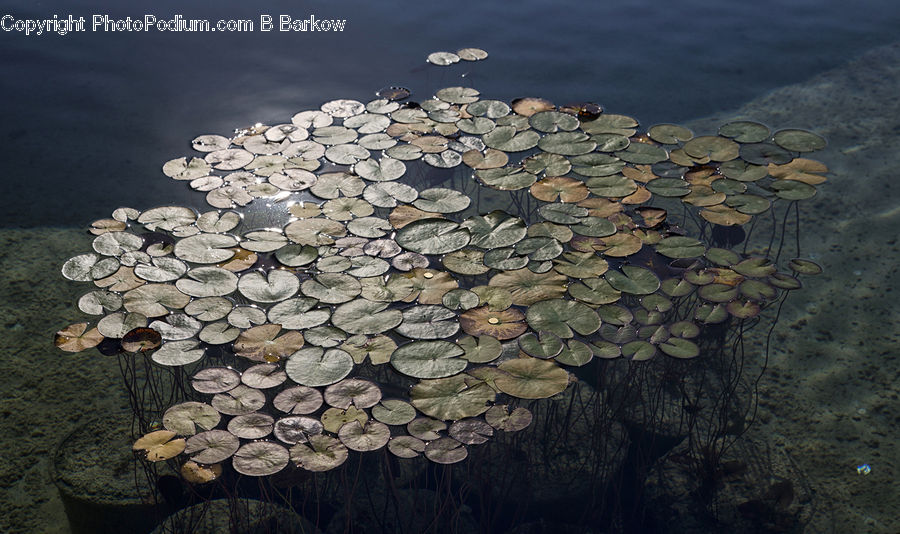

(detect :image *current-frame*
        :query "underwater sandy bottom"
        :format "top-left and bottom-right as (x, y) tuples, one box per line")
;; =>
(1, 42), (898, 534)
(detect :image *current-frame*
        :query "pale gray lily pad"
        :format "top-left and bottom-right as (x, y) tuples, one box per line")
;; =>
(192, 367), (241, 394)
(321, 98), (365, 118)
(93, 232), (143, 257)
(152, 339), (206, 366)
(363, 182), (418, 208)
(273, 416), (323, 445)
(388, 436), (426, 458)
(211, 385), (266, 416)
(97, 311), (147, 338)
(273, 386), (323, 415)
(324, 378), (382, 410)
(138, 206), (197, 232)
(163, 157), (211, 180)
(285, 347), (354, 387)
(134, 257), (187, 282)
(233, 441), (290, 476)
(205, 148), (254, 171)
(176, 267), (238, 298)
(435, 86), (479, 104)
(395, 219), (470, 255)
(185, 430), (240, 464)
(338, 421), (391, 452)
(424, 437), (468, 464)
(242, 363), (287, 389)
(174, 234), (238, 263)
(332, 299), (403, 334)
(290, 434), (348, 472)
(300, 273), (361, 304)
(461, 211), (527, 249)
(484, 405), (532, 431)
(413, 188), (471, 213)
(77, 290), (122, 315)
(62, 253), (117, 282)
(238, 270), (299, 303)
(449, 418), (494, 445)
(227, 306), (267, 329)
(163, 402), (220, 436)
(149, 314), (202, 340)
(268, 298), (331, 330)
(227, 413), (275, 440)
(427, 51), (460, 65)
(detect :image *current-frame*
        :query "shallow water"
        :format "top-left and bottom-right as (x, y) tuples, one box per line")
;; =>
(2, 0), (900, 227)
(3, 1), (900, 533)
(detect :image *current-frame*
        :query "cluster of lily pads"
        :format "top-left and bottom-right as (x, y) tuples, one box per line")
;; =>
(55, 67), (825, 481)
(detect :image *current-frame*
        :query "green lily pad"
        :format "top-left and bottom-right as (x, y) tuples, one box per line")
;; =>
(442, 249), (490, 275)
(553, 251), (609, 278)
(682, 136), (739, 162)
(648, 124), (693, 144)
(645, 178), (690, 197)
(529, 110), (580, 133)
(555, 340), (594, 366)
(331, 299), (402, 335)
(410, 374), (495, 420)
(569, 153), (625, 177)
(567, 277), (621, 305)
(462, 211), (527, 249)
(726, 299), (762, 319)
(396, 219), (470, 254)
(788, 258), (822, 275)
(622, 340), (656, 361)
(658, 338), (700, 358)
(614, 142), (668, 164)
(773, 129), (826, 152)
(538, 203), (588, 224)
(495, 357), (569, 399)
(371, 399), (417, 425)
(395, 305), (459, 339)
(457, 335), (502, 363)
(525, 298), (601, 338)
(517, 331), (564, 359)
(718, 121), (770, 143)
(482, 126), (540, 152)
(488, 268), (567, 306)
(655, 236), (706, 259)
(604, 266), (660, 295)
(585, 175), (639, 198)
(391, 340), (467, 379)
(771, 179), (816, 200)
(475, 167), (537, 190)
(522, 152), (571, 176)
(538, 132), (596, 156)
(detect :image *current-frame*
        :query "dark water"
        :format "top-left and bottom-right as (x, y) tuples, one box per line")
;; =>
(1, 0), (899, 227)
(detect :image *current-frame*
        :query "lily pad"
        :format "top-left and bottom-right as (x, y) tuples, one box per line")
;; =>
(410, 374), (495, 420)
(233, 441), (290, 476)
(495, 357), (569, 399)
(525, 299), (600, 338)
(133, 430), (185, 462)
(285, 347), (354, 387)
(396, 219), (470, 255)
(185, 430), (240, 463)
(391, 340), (466, 379)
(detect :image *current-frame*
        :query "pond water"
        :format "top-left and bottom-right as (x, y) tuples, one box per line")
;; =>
(2, 0), (899, 227)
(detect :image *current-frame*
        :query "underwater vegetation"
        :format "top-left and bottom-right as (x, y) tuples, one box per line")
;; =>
(54, 48), (826, 532)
